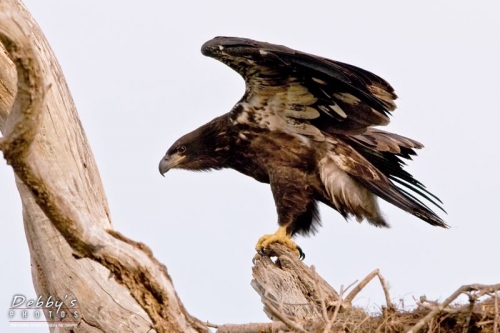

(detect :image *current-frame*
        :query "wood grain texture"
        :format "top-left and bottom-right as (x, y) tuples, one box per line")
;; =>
(249, 244), (342, 332)
(0, 1), (207, 332)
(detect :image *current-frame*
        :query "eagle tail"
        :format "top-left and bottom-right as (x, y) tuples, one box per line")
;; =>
(354, 176), (448, 228)
(345, 130), (448, 228)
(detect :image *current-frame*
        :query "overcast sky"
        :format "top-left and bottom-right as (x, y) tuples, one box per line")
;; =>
(1, 1), (499, 332)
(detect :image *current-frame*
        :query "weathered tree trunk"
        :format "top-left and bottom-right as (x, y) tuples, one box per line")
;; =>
(0, 1), (208, 332)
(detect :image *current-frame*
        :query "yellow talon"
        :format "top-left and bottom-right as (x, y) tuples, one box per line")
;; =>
(254, 226), (303, 259)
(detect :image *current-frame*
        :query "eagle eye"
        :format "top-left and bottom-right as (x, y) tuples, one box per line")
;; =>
(177, 145), (186, 153)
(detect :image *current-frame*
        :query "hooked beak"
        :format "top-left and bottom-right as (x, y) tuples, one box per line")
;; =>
(159, 154), (185, 176)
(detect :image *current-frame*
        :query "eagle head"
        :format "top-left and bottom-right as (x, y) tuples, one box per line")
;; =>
(159, 115), (230, 175)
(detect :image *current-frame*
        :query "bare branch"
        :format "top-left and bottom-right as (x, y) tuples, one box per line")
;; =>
(408, 284), (500, 333)
(344, 269), (379, 306)
(343, 268), (393, 312)
(323, 285), (345, 333)
(377, 271), (393, 310)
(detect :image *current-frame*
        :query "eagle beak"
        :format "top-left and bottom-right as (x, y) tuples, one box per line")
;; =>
(159, 154), (185, 176)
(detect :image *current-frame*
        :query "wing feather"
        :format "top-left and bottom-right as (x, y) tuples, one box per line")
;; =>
(201, 36), (397, 136)
(342, 131), (447, 223)
(323, 137), (446, 227)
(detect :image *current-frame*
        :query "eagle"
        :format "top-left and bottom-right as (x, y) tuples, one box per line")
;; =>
(159, 37), (447, 259)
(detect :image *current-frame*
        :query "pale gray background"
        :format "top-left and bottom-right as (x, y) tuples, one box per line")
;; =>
(1, 1), (499, 332)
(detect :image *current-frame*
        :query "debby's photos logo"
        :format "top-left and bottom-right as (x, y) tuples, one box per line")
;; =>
(8, 294), (79, 328)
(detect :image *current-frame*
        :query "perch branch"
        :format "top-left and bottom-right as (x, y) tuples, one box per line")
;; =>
(252, 243), (341, 323)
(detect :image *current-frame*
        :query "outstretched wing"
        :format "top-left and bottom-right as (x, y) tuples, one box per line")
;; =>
(201, 36), (397, 137)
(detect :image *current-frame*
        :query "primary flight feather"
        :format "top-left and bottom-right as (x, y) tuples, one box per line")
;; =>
(159, 37), (447, 258)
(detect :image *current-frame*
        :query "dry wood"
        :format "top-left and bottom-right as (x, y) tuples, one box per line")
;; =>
(252, 244), (340, 322)
(248, 244), (500, 333)
(409, 284), (500, 333)
(0, 1), (208, 332)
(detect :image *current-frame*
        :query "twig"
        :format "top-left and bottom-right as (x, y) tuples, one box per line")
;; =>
(344, 269), (379, 305)
(375, 308), (394, 333)
(323, 285), (345, 333)
(426, 317), (434, 333)
(352, 312), (372, 333)
(417, 301), (458, 314)
(377, 270), (393, 310)
(345, 279), (360, 295)
(343, 269), (393, 310)
(462, 295), (475, 333)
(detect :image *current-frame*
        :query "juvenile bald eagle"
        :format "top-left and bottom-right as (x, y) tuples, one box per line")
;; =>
(159, 37), (447, 259)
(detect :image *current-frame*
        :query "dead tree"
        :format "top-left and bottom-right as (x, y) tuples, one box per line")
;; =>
(0, 1), (208, 332)
(1, 1), (498, 332)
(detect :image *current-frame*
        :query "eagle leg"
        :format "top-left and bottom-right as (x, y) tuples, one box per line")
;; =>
(254, 226), (305, 260)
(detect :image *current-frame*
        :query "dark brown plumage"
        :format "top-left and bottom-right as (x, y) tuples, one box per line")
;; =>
(159, 37), (447, 256)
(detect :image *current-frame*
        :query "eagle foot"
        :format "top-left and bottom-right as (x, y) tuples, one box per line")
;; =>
(254, 226), (305, 261)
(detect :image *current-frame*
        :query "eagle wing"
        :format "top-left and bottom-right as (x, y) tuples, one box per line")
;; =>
(201, 37), (446, 227)
(201, 36), (397, 137)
